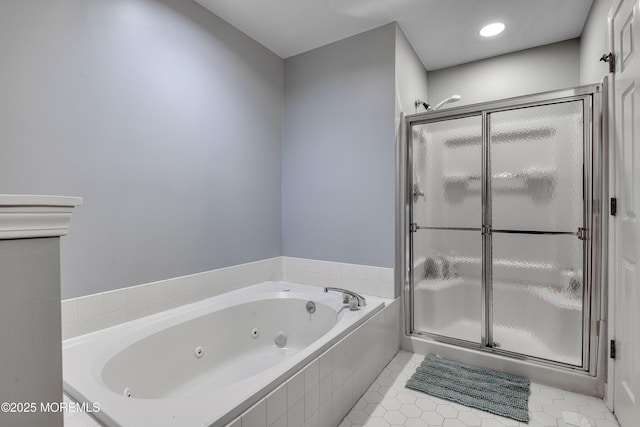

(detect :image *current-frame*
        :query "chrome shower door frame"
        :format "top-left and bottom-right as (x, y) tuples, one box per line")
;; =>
(401, 84), (605, 375)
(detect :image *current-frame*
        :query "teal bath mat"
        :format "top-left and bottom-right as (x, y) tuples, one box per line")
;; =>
(406, 355), (530, 423)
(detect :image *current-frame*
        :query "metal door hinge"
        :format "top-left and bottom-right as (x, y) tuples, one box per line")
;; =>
(610, 340), (616, 359)
(412, 184), (424, 201)
(611, 197), (617, 216)
(410, 223), (418, 233)
(577, 227), (589, 240)
(600, 52), (616, 73)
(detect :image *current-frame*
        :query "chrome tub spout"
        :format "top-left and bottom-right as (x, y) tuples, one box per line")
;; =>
(323, 287), (366, 308)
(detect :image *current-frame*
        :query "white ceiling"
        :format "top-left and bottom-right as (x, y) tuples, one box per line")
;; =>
(193, 0), (594, 71)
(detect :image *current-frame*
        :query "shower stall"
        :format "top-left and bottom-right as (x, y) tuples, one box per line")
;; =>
(399, 84), (606, 386)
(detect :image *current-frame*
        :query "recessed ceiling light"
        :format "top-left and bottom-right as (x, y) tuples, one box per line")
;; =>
(479, 22), (505, 37)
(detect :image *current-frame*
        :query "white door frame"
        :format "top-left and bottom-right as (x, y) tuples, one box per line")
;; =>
(607, 1), (640, 423)
(605, 0), (618, 409)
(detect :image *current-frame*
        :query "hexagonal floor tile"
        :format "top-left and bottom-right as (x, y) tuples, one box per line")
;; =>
(380, 397), (401, 411)
(399, 404), (422, 418)
(436, 404), (458, 419)
(415, 398), (437, 411)
(366, 417), (390, 427)
(346, 409), (368, 424)
(530, 410), (558, 425)
(421, 411), (444, 426)
(377, 376), (395, 387)
(364, 403), (386, 417)
(458, 410), (482, 426)
(396, 392), (417, 404)
(577, 404), (608, 420)
(471, 408), (495, 419)
(352, 398), (366, 410)
(404, 418), (428, 427)
(493, 414), (520, 426)
(383, 410), (407, 425)
(367, 382), (381, 392)
(340, 351), (619, 427)
(378, 386), (397, 398)
(541, 404), (563, 419)
(538, 386), (564, 399)
(362, 391), (383, 404)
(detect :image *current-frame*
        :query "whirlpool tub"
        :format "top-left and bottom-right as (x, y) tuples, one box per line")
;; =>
(63, 281), (386, 426)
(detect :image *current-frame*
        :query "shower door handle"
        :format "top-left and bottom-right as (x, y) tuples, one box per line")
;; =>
(410, 225), (482, 232)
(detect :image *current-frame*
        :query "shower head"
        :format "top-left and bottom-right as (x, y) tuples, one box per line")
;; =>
(415, 99), (431, 112)
(433, 95), (461, 111)
(415, 95), (461, 113)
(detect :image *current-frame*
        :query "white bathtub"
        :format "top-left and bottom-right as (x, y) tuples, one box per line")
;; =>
(63, 281), (386, 426)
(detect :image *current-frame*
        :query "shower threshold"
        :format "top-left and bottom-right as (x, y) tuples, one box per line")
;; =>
(413, 318), (581, 366)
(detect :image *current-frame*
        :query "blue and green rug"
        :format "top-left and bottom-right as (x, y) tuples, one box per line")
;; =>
(406, 355), (530, 423)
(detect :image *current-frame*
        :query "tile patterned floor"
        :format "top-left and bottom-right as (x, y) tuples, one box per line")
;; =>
(63, 393), (100, 427)
(340, 351), (620, 427)
(63, 350), (621, 427)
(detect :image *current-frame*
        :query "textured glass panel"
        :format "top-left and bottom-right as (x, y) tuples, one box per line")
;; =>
(490, 101), (583, 231)
(412, 116), (482, 228)
(413, 229), (481, 343)
(492, 233), (583, 366)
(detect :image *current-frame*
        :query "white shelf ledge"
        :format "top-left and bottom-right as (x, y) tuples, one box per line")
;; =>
(0, 194), (83, 239)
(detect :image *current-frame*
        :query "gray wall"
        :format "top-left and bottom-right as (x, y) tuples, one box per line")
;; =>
(427, 39), (581, 107)
(395, 25), (429, 117)
(580, 0), (613, 84)
(394, 24), (429, 296)
(0, 0), (595, 300)
(0, 0), (284, 298)
(282, 23), (397, 268)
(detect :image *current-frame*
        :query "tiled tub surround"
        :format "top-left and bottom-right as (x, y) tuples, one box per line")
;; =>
(61, 257), (395, 339)
(227, 299), (400, 427)
(61, 258), (282, 339)
(281, 257), (396, 300)
(63, 287), (400, 426)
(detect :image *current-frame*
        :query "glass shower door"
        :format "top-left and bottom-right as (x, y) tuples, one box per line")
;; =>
(411, 116), (483, 343)
(488, 101), (586, 366)
(405, 85), (601, 371)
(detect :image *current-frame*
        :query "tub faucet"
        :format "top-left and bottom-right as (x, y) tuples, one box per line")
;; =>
(324, 287), (366, 307)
